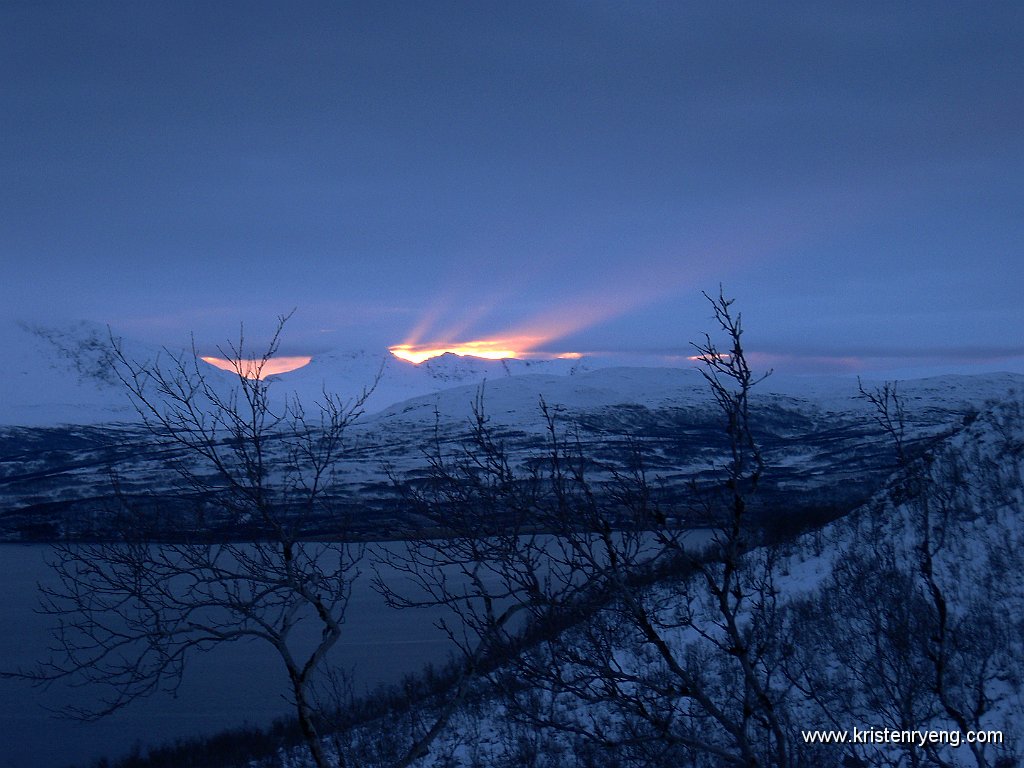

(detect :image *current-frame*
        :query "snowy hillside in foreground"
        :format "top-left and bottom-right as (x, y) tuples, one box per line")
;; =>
(296, 394), (1024, 768)
(4, 321), (1023, 766)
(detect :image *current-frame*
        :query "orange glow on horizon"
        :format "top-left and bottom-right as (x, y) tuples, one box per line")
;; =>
(390, 339), (534, 364)
(392, 286), (650, 366)
(389, 335), (587, 365)
(200, 355), (313, 379)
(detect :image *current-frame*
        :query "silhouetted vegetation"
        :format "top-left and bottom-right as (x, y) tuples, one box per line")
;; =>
(20, 296), (1022, 768)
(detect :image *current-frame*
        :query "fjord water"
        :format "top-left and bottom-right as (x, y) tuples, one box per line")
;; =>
(0, 531), (715, 768)
(0, 544), (455, 768)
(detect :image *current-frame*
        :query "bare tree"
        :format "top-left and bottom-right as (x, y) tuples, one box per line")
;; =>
(16, 316), (375, 768)
(782, 384), (1024, 768)
(376, 289), (790, 767)
(859, 380), (1012, 768)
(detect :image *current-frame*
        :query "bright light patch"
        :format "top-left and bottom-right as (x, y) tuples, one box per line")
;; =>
(390, 340), (527, 364)
(200, 355), (313, 379)
(392, 292), (624, 365)
(389, 340), (584, 364)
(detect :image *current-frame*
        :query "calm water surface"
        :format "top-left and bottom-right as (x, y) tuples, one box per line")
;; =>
(0, 544), (454, 768)
(0, 531), (713, 768)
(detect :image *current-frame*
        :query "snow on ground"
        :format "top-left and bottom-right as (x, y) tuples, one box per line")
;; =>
(10, 320), (1022, 765)
(271, 392), (1024, 768)
(6, 319), (1023, 430)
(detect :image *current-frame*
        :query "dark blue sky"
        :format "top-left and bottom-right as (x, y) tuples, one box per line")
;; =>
(3, 2), (1022, 373)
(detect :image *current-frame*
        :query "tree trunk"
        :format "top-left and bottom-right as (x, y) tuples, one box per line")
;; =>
(293, 677), (330, 768)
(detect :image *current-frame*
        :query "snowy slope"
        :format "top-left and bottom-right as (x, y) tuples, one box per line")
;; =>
(322, 392), (1024, 768)
(0, 320), (592, 427)
(3, 319), (1023, 544)
(3, 320), (136, 425)
(4, 318), (1020, 429)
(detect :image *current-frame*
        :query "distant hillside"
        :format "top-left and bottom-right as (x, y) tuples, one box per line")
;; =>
(1, 320), (592, 427)
(1, 321), (1020, 541)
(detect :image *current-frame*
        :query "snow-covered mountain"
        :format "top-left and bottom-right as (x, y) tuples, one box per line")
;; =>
(4, 320), (138, 425)
(1, 320), (591, 427)
(2, 319), (1022, 542)
(4, 321), (1023, 767)
(4, 319), (1020, 429)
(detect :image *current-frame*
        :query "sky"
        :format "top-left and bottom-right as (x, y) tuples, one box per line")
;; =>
(2, 2), (1022, 376)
